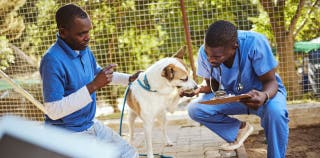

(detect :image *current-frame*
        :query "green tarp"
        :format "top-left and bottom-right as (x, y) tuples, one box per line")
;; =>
(294, 37), (320, 53)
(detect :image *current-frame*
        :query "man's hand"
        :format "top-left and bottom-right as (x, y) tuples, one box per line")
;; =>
(87, 64), (117, 94)
(240, 89), (268, 110)
(129, 70), (143, 83)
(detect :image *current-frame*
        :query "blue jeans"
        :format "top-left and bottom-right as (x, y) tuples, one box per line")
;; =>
(76, 120), (138, 158)
(188, 92), (289, 158)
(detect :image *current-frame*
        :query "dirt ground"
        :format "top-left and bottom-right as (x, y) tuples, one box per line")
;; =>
(244, 125), (320, 158)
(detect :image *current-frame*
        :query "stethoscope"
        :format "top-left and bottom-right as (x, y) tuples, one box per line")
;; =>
(209, 47), (243, 96)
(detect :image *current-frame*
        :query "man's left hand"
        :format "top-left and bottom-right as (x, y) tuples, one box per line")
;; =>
(240, 89), (267, 110)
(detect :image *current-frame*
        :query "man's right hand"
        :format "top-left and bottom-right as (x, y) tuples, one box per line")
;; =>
(87, 64), (117, 94)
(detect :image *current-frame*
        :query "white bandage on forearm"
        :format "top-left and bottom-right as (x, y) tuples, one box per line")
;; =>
(110, 72), (130, 86)
(44, 86), (93, 120)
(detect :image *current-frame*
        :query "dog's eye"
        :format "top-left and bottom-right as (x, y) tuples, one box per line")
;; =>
(180, 77), (188, 82)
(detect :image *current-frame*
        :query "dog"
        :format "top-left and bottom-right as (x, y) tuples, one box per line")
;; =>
(126, 46), (198, 158)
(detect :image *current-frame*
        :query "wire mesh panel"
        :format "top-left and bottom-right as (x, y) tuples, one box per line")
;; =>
(0, 0), (319, 121)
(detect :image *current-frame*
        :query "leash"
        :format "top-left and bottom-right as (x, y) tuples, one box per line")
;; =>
(119, 82), (131, 136)
(119, 80), (173, 158)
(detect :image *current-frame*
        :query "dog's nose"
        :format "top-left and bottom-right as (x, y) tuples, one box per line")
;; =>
(193, 85), (198, 90)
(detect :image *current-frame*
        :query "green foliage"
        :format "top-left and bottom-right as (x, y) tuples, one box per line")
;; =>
(21, 0), (57, 58)
(248, 0), (275, 45)
(295, 1), (320, 41)
(0, 0), (26, 70)
(285, 0), (320, 41)
(185, 0), (259, 47)
(0, 36), (15, 70)
(249, 0), (320, 45)
(87, 0), (170, 72)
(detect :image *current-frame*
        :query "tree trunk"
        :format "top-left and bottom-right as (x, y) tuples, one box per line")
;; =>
(261, 0), (301, 100)
(276, 33), (301, 100)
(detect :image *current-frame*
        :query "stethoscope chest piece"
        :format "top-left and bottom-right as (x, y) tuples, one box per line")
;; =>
(237, 83), (244, 92)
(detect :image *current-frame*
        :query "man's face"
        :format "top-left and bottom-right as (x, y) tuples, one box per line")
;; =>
(59, 17), (92, 50)
(204, 45), (236, 67)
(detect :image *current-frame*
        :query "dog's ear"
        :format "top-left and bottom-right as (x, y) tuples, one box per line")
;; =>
(161, 64), (175, 81)
(173, 46), (186, 59)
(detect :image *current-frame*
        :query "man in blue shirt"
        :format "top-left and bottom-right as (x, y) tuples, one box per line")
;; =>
(181, 20), (289, 158)
(40, 4), (139, 158)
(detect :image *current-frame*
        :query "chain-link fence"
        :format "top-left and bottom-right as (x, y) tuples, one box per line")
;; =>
(0, 0), (319, 121)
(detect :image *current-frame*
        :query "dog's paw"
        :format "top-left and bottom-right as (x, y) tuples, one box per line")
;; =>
(183, 89), (194, 94)
(165, 141), (174, 147)
(179, 89), (196, 97)
(165, 143), (174, 147)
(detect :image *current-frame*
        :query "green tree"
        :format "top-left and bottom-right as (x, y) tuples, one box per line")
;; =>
(0, 0), (26, 70)
(251, 0), (319, 99)
(21, 0), (57, 60)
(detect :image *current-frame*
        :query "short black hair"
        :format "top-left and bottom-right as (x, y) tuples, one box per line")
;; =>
(55, 3), (88, 29)
(205, 20), (237, 47)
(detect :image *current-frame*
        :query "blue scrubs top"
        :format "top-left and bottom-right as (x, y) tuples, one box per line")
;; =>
(40, 34), (101, 132)
(197, 30), (286, 96)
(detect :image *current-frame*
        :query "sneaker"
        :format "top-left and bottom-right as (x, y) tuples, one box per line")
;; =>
(220, 122), (254, 150)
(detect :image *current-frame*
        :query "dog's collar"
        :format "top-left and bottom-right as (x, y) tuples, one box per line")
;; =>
(137, 75), (157, 92)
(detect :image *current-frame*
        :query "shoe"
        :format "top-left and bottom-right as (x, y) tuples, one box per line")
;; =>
(220, 122), (254, 150)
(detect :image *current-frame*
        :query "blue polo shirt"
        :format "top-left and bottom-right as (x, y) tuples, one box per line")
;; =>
(197, 30), (286, 96)
(40, 34), (101, 132)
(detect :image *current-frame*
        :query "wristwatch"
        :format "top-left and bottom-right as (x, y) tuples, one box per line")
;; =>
(263, 91), (270, 105)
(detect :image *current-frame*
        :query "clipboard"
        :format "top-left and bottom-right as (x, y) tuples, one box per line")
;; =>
(199, 94), (251, 105)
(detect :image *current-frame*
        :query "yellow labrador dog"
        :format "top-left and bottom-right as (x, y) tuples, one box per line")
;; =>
(126, 46), (197, 158)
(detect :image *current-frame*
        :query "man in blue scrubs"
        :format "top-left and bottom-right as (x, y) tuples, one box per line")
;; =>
(40, 4), (139, 158)
(181, 20), (289, 158)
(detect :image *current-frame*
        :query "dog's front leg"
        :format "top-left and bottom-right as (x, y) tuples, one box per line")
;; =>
(128, 110), (137, 144)
(143, 120), (154, 158)
(158, 111), (173, 146)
